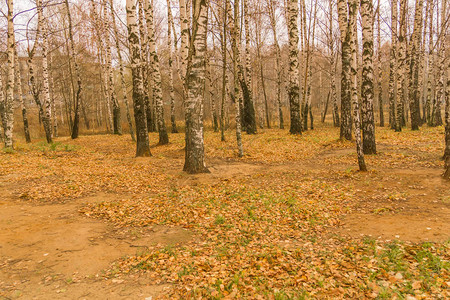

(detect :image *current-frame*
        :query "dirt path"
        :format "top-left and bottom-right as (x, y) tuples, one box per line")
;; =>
(0, 187), (192, 299)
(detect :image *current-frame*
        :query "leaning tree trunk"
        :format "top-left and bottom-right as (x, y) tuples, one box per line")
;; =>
(126, 0), (151, 156)
(110, 0), (135, 141)
(349, 0), (367, 171)
(103, 0), (121, 135)
(360, 0), (376, 154)
(337, 0), (352, 140)
(65, 0), (82, 139)
(14, 49), (31, 143)
(408, 0), (424, 130)
(287, 0), (302, 134)
(232, 0), (244, 156)
(4, 0), (15, 148)
(183, 0), (210, 173)
(146, 0), (169, 145)
(166, 0), (179, 133)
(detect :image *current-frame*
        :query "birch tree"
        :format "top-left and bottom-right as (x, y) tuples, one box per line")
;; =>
(0, 62), (6, 143)
(14, 49), (31, 143)
(37, 0), (53, 143)
(232, 0), (244, 155)
(444, 44), (449, 178)
(349, 0), (367, 171)
(408, 0), (424, 130)
(183, 0), (210, 173)
(167, 0), (179, 133)
(103, 0), (121, 135)
(3, 0), (15, 148)
(388, 0), (398, 129)
(268, 0), (284, 129)
(65, 0), (83, 139)
(432, 0), (446, 127)
(242, 0), (257, 134)
(287, 0), (302, 135)
(395, 0), (407, 132)
(425, 0), (434, 124)
(376, 0), (384, 127)
(360, 0), (376, 154)
(110, 0), (136, 141)
(126, 0), (151, 156)
(145, 0), (169, 145)
(337, 0), (352, 140)
(328, 0), (339, 128)
(220, 0), (227, 142)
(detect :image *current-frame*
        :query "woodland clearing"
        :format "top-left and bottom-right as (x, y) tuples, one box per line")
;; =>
(0, 124), (449, 299)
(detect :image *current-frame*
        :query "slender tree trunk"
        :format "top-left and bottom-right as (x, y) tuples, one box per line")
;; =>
(103, 0), (121, 135)
(360, 0), (376, 154)
(110, 0), (135, 141)
(395, 0), (407, 132)
(37, 0), (53, 144)
(388, 0), (398, 129)
(49, 55), (58, 137)
(242, 0), (257, 134)
(136, 0), (154, 133)
(349, 0), (367, 171)
(433, 0), (446, 127)
(328, 0), (340, 127)
(288, 0), (302, 134)
(167, 0), (179, 133)
(0, 62), (6, 143)
(14, 50), (31, 143)
(180, 0), (190, 89)
(4, 0), (15, 148)
(183, 0), (210, 173)
(337, 0), (352, 140)
(376, 0), (384, 127)
(256, 45), (270, 129)
(207, 51), (218, 132)
(322, 91), (331, 123)
(126, 0), (151, 156)
(65, 0), (82, 139)
(145, 0), (169, 145)
(268, 0), (284, 129)
(444, 42), (450, 175)
(232, 0), (244, 155)
(220, 0), (227, 142)
(408, 0), (424, 130)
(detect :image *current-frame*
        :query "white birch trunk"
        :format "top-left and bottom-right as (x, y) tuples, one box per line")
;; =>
(126, 0), (151, 156)
(184, 0), (210, 173)
(287, 0), (302, 134)
(4, 0), (15, 148)
(145, 0), (169, 145)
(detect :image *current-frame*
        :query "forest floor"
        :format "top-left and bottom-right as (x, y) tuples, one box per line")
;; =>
(0, 124), (449, 299)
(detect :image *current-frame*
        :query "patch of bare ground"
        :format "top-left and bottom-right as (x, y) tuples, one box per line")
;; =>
(335, 165), (450, 243)
(0, 187), (192, 299)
